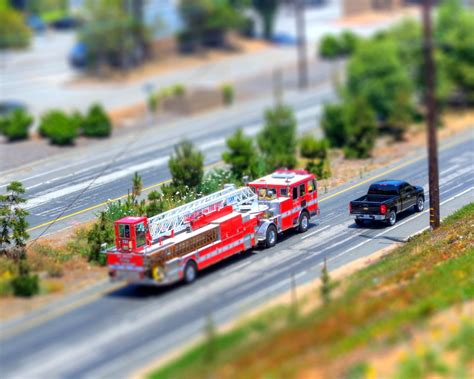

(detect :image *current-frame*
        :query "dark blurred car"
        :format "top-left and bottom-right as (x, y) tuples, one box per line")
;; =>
(50, 16), (81, 30)
(69, 42), (88, 68)
(26, 15), (47, 33)
(0, 101), (27, 118)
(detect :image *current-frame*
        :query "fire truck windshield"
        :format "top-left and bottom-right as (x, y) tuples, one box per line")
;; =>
(118, 224), (130, 239)
(258, 187), (277, 200)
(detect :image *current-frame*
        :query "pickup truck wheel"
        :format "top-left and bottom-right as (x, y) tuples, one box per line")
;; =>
(387, 210), (397, 226)
(265, 225), (277, 248)
(183, 261), (197, 284)
(297, 211), (309, 233)
(355, 219), (365, 227)
(415, 196), (424, 212)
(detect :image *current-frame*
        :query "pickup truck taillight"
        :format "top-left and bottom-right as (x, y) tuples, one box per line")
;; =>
(349, 203), (352, 213)
(380, 204), (387, 215)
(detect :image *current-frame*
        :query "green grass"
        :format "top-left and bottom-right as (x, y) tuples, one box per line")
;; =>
(149, 203), (474, 379)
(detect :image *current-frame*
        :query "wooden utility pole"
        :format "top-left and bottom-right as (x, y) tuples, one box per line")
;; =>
(295, 0), (308, 89)
(422, 0), (440, 230)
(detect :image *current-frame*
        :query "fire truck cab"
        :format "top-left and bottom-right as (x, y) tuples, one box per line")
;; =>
(248, 169), (318, 239)
(105, 170), (318, 286)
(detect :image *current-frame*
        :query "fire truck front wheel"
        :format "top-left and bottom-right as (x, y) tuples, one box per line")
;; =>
(183, 261), (198, 284)
(297, 211), (310, 233)
(265, 225), (277, 248)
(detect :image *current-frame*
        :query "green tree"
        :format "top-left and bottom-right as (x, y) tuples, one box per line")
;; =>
(321, 103), (346, 148)
(299, 134), (330, 179)
(39, 110), (78, 145)
(320, 257), (332, 305)
(79, 0), (152, 69)
(346, 39), (414, 131)
(83, 104), (112, 137)
(222, 129), (258, 181)
(87, 212), (113, 265)
(0, 4), (31, 49)
(132, 172), (143, 200)
(0, 181), (29, 251)
(168, 140), (204, 191)
(441, 10), (474, 102)
(252, 0), (279, 40)
(11, 261), (39, 297)
(343, 97), (377, 159)
(1, 109), (33, 141)
(258, 105), (297, 171)
(319, 34), (342, 59)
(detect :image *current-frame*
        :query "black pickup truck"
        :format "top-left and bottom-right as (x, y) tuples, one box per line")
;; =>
(350, 180), (425, 226)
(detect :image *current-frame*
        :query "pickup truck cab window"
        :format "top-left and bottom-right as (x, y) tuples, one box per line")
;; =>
(368, 184), (399, 196)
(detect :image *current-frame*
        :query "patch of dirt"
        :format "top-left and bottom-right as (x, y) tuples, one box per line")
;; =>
(69, 36), (271, 85)
(337, 6), (419, 26)
(0, 266), (106, 322)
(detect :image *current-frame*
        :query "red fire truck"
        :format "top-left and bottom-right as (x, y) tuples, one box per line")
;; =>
(105, 170), (318, 285)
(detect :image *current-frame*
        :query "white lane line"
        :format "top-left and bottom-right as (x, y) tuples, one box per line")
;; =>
(301, 225), (331, 240)
(329, 186), (473, 263)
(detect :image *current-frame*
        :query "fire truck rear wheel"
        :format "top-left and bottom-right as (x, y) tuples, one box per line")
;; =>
(265, 225), (277, 248)
(297, 211), (310, 233)
(184, 261), (198, 284)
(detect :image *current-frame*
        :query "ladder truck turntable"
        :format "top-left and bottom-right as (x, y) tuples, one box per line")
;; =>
(105, 170), (319, 285)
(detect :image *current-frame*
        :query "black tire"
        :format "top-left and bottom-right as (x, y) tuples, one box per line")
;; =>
(265, 224), (277, 248)
(386, 210), (397, 226)
(183, 260), (198, 284)
(355, 219), (365, 227)
(297, 211), (310, 233)
(415, 196), (424, 212)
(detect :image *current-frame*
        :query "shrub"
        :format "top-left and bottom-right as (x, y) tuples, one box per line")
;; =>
(319, 34), (342, 59)
(11, 274), (39, 297)
(82, 104), (112, 138)
(39, 110), (78, 145)
(221, 83), (235, 106)
(257, 105), (297, 171)
(321, 103), (346, 148)
(169, 140), (204, 191)
(299, 134), (331, 179)
(0, 6), (31, 49)
(339, 30), (359, 55)
(222, 129), (257, 181)
(1, 109), (33, 142)
(148, 93), (160, 113)
(172, 84), (186, 97)
(198, 169), (235, 196)
(343, 98), (377, 159)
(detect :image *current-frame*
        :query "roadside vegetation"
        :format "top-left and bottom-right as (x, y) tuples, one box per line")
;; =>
(148, 202), (474, 379)
(320, 0), (474, 158)
(0, 1), (31, 49)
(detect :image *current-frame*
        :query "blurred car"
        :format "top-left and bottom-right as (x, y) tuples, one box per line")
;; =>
(0, 101), (27, 118)
(50, 16), (81, 30)
(26, 15), (47, 33)
(69, 42), (88, 68)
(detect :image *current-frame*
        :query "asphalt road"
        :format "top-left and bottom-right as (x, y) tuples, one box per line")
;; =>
(0, 84), (337, 240)
(1, 135), (472, 379)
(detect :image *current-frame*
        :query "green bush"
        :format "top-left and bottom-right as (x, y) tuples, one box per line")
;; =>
(343, 98), (377, 159)
(1, 109), (33, 141)
(319, 34), (341, 59)
(0, 6), (31, 49)
(339, 30), (359, 55)
(221, 83), (235, 106)
(82, 104), (112, 138)
(11, 274), (39, 297)
(39, 110), (78, 145)
(222, 128), (257, 181)
(257, 105), (297, 171)
(169, 140), (204, 191)
(299, 134), (331, 179)
(321, 103), (346, 148)
(172, 84), (186, 97)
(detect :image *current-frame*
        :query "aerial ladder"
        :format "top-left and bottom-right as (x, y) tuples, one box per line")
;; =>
(147, 184), (257, 243)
